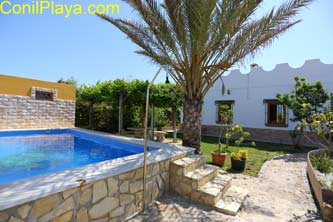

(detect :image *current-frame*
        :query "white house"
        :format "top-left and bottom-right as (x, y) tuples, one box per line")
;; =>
(202, 59), (333, 145)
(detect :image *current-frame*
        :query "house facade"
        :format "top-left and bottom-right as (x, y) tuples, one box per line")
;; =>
(202, 59), (333, 146)
(0, 74), (76, 129)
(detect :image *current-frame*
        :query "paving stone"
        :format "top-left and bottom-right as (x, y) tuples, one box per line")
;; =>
(120, 194), (135, 205)
(17, 204), (31, 219)
(51, 210), (73, 222)
(125, 203), (136, 219)
(119, 171), (135, 180)
(171, 155), (205, 174)
(109, 206), (125, 218)
(91, 218), (108, 222)
(89, 197), (119, 219)
(93, 180), (108, 203)
(120, 181), (129, 193)
(0, 211), (9, 221)
(184, 164), (218, 188)
(152, 163), (160, 176)
(214, 186), (248, 216)
(129, 180), (143, 194)
(107, 177), (119, 195)
(152, 180), (159, 200)
(32, 194), (58, 218)
(79, 188), (92, 205)
(134, 168), (144, 180)
(135, 191), (143, 205)
(62, 187), (79, 199)
(77, 207), (88, 222)
(8, 216), (24, 222)
(54, 197), (74, 218)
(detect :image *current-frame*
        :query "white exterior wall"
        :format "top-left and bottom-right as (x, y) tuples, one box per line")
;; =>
(202, 59), (333, 131)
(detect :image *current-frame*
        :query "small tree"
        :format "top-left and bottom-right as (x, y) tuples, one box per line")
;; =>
(217, 106), (251, 153)
(277, 76), (329, 147)
(301, 108), (333, 150)
(217, 105), (233, 153)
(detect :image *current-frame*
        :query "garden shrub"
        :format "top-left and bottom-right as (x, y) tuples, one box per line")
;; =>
(75, 79), (183, 133)
(310, 153), (331, 173)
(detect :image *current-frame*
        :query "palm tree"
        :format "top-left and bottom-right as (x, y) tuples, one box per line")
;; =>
(97, 0), (311, 154)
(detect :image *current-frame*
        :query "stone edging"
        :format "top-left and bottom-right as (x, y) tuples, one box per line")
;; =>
(307, 149), (333, 221)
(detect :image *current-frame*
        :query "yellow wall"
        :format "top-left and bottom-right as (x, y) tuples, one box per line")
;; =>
(0, 74), (76, 100)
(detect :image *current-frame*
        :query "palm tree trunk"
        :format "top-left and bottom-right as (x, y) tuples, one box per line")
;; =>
(182, 96), (202, 154)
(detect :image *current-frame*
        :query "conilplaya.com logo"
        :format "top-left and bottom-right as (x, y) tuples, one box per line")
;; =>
(0, 0), (120, 18)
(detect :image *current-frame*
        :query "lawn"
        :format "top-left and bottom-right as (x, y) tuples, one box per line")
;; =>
(166, 134), (313, 177)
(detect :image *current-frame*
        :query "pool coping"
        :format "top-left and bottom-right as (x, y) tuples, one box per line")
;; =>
(0, 127), (194, 211)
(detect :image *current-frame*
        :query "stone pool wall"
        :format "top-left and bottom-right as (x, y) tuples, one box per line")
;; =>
(0, 94), (75, 130)
(0, 159), (170, 222)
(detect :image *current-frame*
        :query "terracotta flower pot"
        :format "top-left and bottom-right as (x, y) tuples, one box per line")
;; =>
(231, 157), (246, 171)
(211, 151), (227, 166)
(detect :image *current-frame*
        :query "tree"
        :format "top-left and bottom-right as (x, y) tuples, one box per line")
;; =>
(58, 77), (77, 86)
(151, 83), (183, 141)
(277, 76), (329, 147)
(277, 76), (329, 122)
(97, 0), (312, 153)
(77, 83), (103, 129)
(301, 108), (333, 150)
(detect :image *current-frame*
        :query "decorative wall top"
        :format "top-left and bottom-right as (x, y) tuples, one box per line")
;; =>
(225, 59), (332, 76)
(211, 59), (333, 89)
(0, 74), (76, 100)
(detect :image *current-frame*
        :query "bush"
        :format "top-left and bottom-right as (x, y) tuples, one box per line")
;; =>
(231, 150), (249, 160)
(230, 152), (241, 160)
(310, 153), (331, 173)
(239, 150), (248, 159)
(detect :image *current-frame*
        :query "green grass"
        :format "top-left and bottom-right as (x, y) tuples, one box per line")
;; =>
(167, 134), (312, 177)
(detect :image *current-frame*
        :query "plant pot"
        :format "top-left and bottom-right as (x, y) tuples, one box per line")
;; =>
(231, 157), (246, 171)
(211, 151), (227, 166)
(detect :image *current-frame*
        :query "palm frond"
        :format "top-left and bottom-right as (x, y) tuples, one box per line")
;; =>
(97, 0), (312, 100)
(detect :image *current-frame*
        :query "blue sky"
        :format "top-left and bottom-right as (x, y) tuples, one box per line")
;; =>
(0, 0), (332, 85)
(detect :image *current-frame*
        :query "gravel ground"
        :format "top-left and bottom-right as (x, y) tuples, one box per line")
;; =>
(232, 153), (321, 222)
(130, 153), (322, 222)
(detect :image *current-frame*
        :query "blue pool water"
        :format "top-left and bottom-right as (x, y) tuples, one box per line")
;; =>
(0, 129), (155, 184)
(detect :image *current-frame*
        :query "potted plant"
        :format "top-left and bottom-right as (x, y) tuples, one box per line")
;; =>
(212, 105), (233, 166)
(212, 143), (229, 166)
(230, 150), (248, 171)
(227, 125), (253, 171)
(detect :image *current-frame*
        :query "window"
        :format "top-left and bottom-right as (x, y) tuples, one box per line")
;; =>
(264, 99), (287, 127)
(215, 100), (234, 124)
(35, 91), (54, 101)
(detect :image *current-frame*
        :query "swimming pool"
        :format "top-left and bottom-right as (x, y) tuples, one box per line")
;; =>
(0, 128), (156, 184)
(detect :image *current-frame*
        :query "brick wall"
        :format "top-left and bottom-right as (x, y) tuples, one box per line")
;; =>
(0, 94), (75, 129)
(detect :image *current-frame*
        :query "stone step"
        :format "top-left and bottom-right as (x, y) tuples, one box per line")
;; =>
(170, 155), (206, 175)
(184, 164), (219, 189)
(192, 171), (232, 205)
(214, 186), (248, 216)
